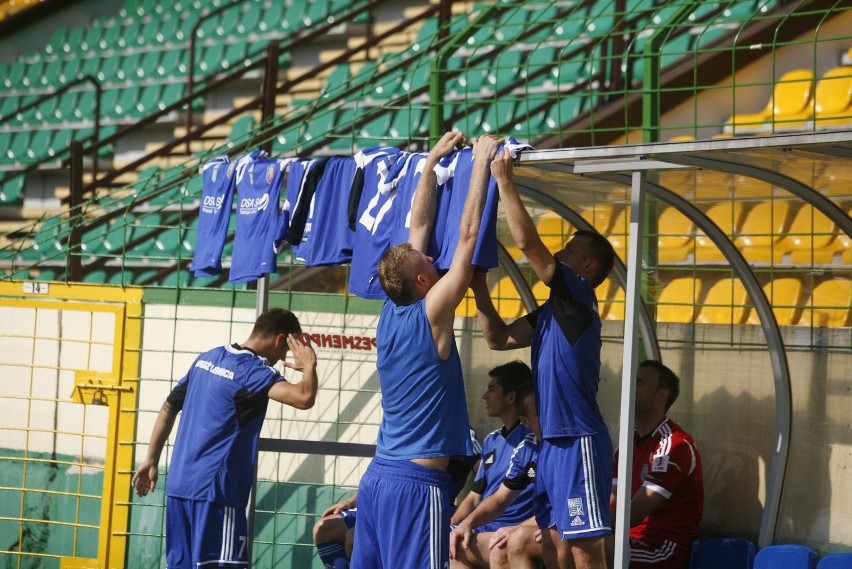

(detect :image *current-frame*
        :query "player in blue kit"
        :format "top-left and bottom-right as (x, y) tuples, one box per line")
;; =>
(132, 309), (318, 569)
(451, 386), (549, 569)
(350, 132), (503, 569)
(450, 361), (534, 568)
(470, 148), (616, 569)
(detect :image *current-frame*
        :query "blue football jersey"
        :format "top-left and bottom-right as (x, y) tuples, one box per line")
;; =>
(191, 155), (236, 277)
(435, 139), (533, 271)
(229, 151), (288, 284)
(347, 148), (410, 300)
(295, 156), (357, 266)
(165, 344), (285, 508)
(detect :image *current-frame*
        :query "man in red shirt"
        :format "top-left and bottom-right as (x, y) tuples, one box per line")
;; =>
(609, 360), (704, 569)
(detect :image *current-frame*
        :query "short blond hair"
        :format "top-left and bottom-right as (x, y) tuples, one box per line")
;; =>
(377, 244), (420, 305)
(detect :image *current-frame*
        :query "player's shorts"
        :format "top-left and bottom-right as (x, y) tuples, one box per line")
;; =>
(533, 483), (555, 529)
(351, 456), (453, 569)
(537, 433), (613, 539)
(628, 537), (691, 569)
(339, 507), (357, 530)
(472, 521), (503, 534)
(165, 496), (248, 569)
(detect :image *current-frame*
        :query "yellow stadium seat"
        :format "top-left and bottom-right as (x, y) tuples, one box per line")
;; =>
(581, 204), (618, 234)
(536, 216), (571, 253)
(747, 277), (803, 326)
(492, 275), (525, 320)
(786, 206), (844, 265)
(811, 66), (852, 128)
(656, 277), (701, 323)
(455, 289), (478, 318)
(606, 207), (630, 261)
(531, 279), (549, 306)
(797, 278), (851, 327)
(736, 200), (794, 263)
(600, 279), (626, 321)
(696, 277), (751, 325)
(657, 207), (695, 263)
(694, 202), (746, 263)
(724, 69), (814, 134)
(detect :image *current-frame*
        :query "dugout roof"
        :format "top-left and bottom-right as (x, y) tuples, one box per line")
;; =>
(509, 129), (852, 556)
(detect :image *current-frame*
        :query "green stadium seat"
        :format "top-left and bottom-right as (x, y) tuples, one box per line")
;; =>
(0, 95), (17, 121)
(488, 49), (523, 90)
(159, 269), (192, 287)
(60, 27), (85, 56)
(102, 219), (132, 256)
(5, 131), (32, 163)
(197, 43), (225, 74)
(389, 107), (426, 141)
(40, 58), (63, 87)
(135, 84), (163, 114)
(96, 54), (122, 83)
(118, 52), (143, 82)
(152, 226), (194, 261)
(481, 99), (519, 134)
(235, 2), (263, 36)
(82, 269), (108, 283)
(158, 49), (188, 77)
(112, 86), (141, 118)
(47, 129), (73, 159)
(222, 41), (250, 71)
(0, 175), (25, 205)
(115, 20), (142, 50)
(156, 15), (181, 44)
(26, 130), (53, 161)
(2, 62), (26, 91)
(43, 28), (67, 57)
(98, 22), (122, 51)
(22, 59), (45, 88)
(226, 115), (257, 148)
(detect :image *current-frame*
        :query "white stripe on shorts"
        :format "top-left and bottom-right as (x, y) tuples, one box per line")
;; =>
(630, 539), (677, 563)
(222, 506), (234, 561)
(429, 486), (442, 569)
(581, 436), (603, 529)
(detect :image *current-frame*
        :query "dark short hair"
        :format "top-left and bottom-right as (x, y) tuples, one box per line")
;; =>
(489, 360), (533, 399)
(639, 359), (680, 411)
(574, 229), (615, 288)
(377, 243), (420, 305)
(252, 308), (302, 337)
(515, 384), (536, 417)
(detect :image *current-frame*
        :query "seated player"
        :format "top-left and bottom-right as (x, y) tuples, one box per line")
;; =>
(451, 386), (550, 569)
(450, 361), (535, 568)
(608, 360), (704, 569)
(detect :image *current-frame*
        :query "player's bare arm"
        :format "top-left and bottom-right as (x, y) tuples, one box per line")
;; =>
(470, 271), (533, 351)
(408, 131), (467, 253)
(490, 148), (557, 284)
(426, 134), (503, 357)
(131, 401), (178, 497)
(269, 333), (318, 410)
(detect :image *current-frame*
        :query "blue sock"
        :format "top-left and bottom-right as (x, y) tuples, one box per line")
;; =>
(317, 541), (349, 569)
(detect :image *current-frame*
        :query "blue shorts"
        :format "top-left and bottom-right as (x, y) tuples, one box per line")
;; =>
(165, 496), (248, 569)
(340, 507), (357, 530)
(351, 457), (453, 569)
(537, 434), (613, 539)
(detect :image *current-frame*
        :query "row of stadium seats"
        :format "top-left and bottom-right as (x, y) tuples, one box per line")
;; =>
(691, 537), (852, 569)
(531, 201), (851, 268)
(456, 271), (850, 328)
(612, 275), (849, 327)
(724, 63), (852, 134)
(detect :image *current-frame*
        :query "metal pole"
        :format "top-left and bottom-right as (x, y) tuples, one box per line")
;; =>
(613, 170), (647, 569)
